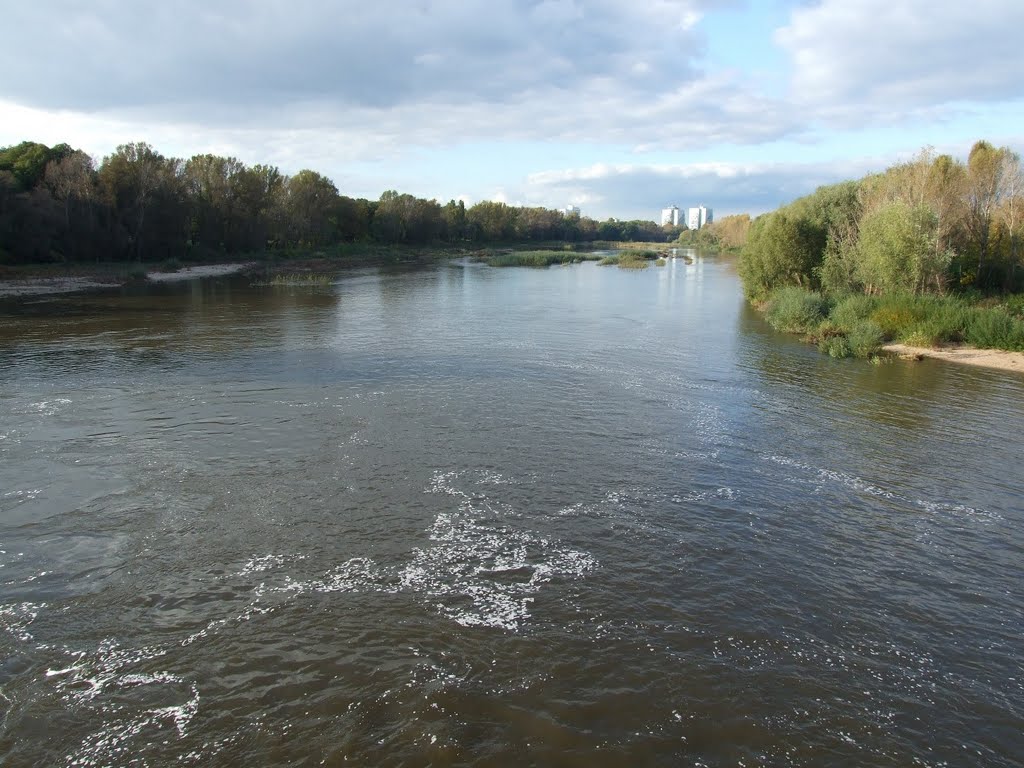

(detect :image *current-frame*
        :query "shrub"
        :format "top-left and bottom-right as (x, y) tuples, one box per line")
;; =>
(617, 252), (650, 269)
(829, 294), (879, 331)
(965, 309), (1024, 351)
(818, 334), (852, 358)
(765, 287), (829, 333)
(998, 294), (1024, 319)
(903, 302), (969, 346)
(847, 320), (884, 358)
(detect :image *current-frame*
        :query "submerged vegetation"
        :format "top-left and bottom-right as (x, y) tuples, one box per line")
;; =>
(741, 140), (1024, 357)
(257, 273), (335, 287)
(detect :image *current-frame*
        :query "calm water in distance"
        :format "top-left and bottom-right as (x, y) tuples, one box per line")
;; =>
(0, 253), (1022, 766)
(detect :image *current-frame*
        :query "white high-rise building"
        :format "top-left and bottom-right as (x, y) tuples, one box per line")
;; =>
(660, 206), (680, 226)
(687, 206), (713, 230)
(563, 205), (581, 216)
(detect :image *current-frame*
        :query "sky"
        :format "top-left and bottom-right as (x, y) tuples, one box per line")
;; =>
(2, 0), (1023, 221)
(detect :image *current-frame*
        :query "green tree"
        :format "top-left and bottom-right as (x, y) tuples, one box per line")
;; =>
(855, 201), (943, 294)
(285, 170), (340, 247)
(739, 211), (821, 298)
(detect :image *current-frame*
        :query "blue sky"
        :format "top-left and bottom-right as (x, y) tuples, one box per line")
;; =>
(2, 0), (1022, 221)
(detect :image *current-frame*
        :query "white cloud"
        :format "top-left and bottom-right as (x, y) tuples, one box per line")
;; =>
(776, 0), (1024, 120)
(524, 156), (884, 219)
(2, 0), (1022, 216)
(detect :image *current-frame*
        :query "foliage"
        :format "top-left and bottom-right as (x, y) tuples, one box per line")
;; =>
(739, 211), (823, 299)
(846, 321), (885, 358)
(485, 250), (582, 267)
(855, 201), (947, 294)
(740, 141), (1024, 301)
(964, 308), (1024, 350)
(0, 139), (674, 267)
(617, 251), (654, 269)
(770, 285), (1024, 354)
(765, 287), (829, 333)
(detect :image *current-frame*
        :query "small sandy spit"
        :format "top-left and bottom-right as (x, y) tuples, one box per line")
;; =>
(0, 277), (121, 297)
(0, 262), (254, 298)
(884, 343), (1024, 374)
(146, 262), (254, 282)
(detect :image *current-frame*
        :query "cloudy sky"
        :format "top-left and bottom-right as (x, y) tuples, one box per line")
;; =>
(3, 0), (1023, 220)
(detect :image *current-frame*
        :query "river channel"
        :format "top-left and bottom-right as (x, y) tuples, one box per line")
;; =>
(0, 254), (1021, 766)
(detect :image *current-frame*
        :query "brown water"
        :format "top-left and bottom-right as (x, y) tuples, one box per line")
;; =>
(0, 255), (1021, 766)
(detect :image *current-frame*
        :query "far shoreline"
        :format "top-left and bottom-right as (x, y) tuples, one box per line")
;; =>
(884, 343), (1024, 374)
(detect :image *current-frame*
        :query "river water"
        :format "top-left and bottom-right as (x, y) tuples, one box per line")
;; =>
(0, 254), (1021, 766)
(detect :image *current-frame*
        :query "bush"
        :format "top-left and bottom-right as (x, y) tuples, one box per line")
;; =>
(617, 252), (650, 269)
(965, 309), (1024, 351)
(903, 302), (969, 346)
(847, 320), (884, 358)
(818, 334), (852, 358)
(829, 294), (879, 330)
(998, 294), (1024, 319)
(765, 287), (829, 333)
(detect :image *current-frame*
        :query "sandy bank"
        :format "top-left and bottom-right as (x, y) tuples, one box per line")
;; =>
(145, 262), (255, 282)
(0, 262), (256, 298)
(0, 277), (121, 298)
(884, 343), (1024, 374)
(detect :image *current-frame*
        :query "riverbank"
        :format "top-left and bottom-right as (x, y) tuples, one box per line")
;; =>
(884, 343), (1024, 373)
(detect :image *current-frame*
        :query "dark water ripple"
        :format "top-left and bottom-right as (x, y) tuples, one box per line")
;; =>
(0, 258), (1022, 766)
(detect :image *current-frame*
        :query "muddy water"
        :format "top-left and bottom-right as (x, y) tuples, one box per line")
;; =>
(0, 256), (1021, 766)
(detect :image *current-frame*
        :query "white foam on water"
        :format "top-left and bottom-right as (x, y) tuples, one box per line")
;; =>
(235, 470), (597, 631)
(1, 488), (43, 504)
(676, 487), (739, 503)
(764, 454), (999, 522)
(65, 682), (200, 768)
(411, 470), (598, 630)
(238, 552), (306, 576)
(0, 601), (44, 642)
(18, 397), (73, 416)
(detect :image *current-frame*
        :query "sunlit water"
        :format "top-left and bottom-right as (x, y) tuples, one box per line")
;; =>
(0, 255), (1021, 766)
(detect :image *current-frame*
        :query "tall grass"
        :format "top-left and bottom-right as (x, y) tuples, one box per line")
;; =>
(485, 250), (601, 267)
(770, 287), (1024, 358)
(765, 287), (829, 333)
(258, 273), (334, 286)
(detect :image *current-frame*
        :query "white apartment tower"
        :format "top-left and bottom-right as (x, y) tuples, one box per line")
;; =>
(660, 206), (680, 226)
(687, 206), (713, 230)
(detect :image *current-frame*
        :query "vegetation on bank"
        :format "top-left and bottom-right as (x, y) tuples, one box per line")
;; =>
(762, 287), (1024, 358)
(0, 139), (690, 268)
(677, 214), (751, 252)
(740, 140), (1024, 357)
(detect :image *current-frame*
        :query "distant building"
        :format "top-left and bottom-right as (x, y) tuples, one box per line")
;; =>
(660, 206), (680, 226)
(563, 205), (581, 216)
(687, 206), (713, 230)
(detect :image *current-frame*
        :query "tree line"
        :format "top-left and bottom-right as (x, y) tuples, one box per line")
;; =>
(739, 140), (1024, 299)
(0, 140), (677, 265)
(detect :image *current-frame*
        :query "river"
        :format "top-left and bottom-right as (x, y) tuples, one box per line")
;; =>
(0, 254), (1021, 766)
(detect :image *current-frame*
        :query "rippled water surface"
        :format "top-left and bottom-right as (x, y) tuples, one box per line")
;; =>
(1, 255), (1022, 766)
